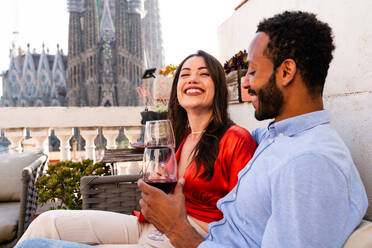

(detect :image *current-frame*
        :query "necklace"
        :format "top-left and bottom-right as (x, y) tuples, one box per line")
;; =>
(191, 130), (205, 135)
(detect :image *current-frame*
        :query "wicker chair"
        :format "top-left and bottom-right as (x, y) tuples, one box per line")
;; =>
(81, 174), (142, 214)
(0, 155), (48, 248)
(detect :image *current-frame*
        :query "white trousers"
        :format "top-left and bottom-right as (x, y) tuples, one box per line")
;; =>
(18, 210), (208, 248)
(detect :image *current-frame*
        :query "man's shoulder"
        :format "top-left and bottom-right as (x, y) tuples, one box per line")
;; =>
(273, 124), (354, 175)
(251, 127), (267, 144)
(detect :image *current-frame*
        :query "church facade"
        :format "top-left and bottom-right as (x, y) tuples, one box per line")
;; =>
(0, 45), (68, 107)
(66, 0), (162, 106)
(1, 0), (164, 107)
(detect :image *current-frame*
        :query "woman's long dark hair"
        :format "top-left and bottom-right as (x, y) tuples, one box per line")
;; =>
(168, 50), (233, 181)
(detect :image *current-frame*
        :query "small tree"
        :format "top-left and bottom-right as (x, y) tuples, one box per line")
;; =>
(35, 159), (112, 210)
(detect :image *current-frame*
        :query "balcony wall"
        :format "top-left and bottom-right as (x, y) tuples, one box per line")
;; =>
(219, 0), (372, 210)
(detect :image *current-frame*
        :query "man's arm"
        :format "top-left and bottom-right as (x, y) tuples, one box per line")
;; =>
(138, 179), (204, 248)
(261, 153), (352, 247)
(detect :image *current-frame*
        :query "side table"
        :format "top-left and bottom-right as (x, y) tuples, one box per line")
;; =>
(100, 148), (144, 175)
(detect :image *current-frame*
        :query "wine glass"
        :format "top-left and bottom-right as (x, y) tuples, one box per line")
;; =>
(142, 120), (177, 241)
(144, 120), (175, 148)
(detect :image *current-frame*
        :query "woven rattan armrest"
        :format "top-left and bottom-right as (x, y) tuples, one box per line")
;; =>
(19, 155), (48, 233)
(81, 174), (142, 214)
(0, 154), (47, 248)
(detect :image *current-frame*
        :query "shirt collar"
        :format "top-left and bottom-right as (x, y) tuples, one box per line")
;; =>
(267, 110), (330, 137)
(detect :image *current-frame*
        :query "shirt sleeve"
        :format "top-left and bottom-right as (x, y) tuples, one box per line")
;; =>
(198, 240), (229, 248)
(223, 129), (257, 191)
(261, 153), (351, 248)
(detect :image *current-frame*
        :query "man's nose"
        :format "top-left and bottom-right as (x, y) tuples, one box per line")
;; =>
(240, 74), (253, 103)
(241, 75), (250, 89)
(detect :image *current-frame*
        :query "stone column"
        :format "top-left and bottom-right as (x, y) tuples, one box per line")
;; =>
(102, 126), (120, 149)
(29, 127), (50, 154)
(123, 125), (142, 147)
(80, 127), (98, 161)
(3, 128), (24, 153)
(54, 127), (74, 161)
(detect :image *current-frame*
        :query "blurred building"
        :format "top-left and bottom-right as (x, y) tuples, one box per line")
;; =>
(0, 0), (164, 107)
(0, 44), (68, 107)
(67, 0), (163, 106)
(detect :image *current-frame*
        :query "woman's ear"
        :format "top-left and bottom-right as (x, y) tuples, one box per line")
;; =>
(277, 59), (297, 87)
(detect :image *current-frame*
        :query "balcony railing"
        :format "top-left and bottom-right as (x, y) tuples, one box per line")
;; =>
(0, 107), (145, 162)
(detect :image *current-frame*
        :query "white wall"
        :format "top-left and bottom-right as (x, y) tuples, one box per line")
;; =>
(219, 0), (372, 216)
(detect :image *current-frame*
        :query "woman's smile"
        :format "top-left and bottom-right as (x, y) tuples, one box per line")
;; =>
(184, 87), (205, 95)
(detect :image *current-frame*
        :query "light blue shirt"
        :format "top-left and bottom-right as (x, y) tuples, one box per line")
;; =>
(199, 110), (368, 248)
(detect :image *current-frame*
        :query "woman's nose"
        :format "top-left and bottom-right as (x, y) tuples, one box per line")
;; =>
(187, 73), (198, 83)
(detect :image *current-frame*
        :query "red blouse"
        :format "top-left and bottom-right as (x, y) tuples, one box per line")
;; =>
(178, 125), (257, 223)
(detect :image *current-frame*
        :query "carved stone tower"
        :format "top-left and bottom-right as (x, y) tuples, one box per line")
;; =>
(143, 0), (164, 70)
(66, 0), (146, 106)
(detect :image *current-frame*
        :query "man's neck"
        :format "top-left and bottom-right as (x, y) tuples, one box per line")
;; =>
(275, 95), (324, 122)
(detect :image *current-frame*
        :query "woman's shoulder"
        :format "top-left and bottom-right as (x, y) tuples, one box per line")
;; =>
(220, 124), (255, 146)
(224, 124), (252, 138)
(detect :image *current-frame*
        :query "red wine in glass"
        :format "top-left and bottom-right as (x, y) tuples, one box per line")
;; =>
(144, 178), (177, 194)
(142, 120), (177, 241)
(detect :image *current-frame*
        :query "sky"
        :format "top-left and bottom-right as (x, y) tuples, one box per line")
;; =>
(0, 0), (242, 96)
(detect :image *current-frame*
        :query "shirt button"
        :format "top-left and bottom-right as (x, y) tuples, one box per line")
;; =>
(232, 193), (237, 199)
(279, 133), (284, 136)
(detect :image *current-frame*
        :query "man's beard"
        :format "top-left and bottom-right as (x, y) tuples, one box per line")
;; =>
(253, 72), (284, 121)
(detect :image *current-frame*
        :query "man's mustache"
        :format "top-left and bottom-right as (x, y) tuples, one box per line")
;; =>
(248, 89), (256, 95)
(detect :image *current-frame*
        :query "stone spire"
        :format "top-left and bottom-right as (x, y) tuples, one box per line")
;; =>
(100, 0), (115, 41)
(115, 0), (128, 49)
(8, 44), (21, 72)
(67, 0), (84, 12)
(143, 0), (164, 69)
(2, 44), (22, 106)
(35, 44), (52, 102)
(22, 44), (37, 99)
(51, 44), (67, 106)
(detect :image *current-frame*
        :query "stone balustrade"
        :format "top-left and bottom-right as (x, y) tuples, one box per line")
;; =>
(0, 107), (145, 162)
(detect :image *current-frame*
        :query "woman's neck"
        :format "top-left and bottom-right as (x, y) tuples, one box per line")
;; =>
(187, 110), (212, 141)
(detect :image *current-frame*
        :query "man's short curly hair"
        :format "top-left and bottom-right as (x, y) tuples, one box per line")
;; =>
(257, 11), (335, 95)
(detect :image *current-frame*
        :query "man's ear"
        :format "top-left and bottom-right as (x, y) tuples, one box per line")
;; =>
(277, 59), (297, 87)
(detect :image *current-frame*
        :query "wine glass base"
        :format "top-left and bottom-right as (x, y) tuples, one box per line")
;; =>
(147, 231), (169, 241)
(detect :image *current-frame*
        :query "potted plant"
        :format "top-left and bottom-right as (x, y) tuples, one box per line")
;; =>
(139, 105), (169, 125)
(35, 160), (111, 210)
(223, 50), (251, 103)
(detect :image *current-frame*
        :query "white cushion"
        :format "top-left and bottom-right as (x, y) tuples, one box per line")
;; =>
(0, 149), (43, 202)
(0, 202), (20, 243)
(344, 220), (372, 248)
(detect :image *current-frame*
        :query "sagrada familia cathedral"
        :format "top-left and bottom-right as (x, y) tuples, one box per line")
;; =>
(0, 0), (164, 107)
